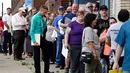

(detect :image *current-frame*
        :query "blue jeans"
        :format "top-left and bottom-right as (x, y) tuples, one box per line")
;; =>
(123, 71), (130, 73)
(100, 59), (107, 73)
(56, 36), (63, 65)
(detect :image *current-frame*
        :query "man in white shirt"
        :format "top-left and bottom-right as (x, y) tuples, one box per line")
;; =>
(106, 9), (129, 68)
(2, 8), (12, 56)
(12, 7), (27, 60)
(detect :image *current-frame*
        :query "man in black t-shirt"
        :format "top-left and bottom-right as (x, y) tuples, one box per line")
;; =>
(96, 5), (110, 73)
(96, 5), (109, 37)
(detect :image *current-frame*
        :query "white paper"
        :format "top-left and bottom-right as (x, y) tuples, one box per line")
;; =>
(51, 30), (57, 38)
(31, 34), (40, 46)
(62, 44), (68, 59)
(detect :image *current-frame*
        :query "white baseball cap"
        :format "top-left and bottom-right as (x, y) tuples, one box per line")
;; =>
(19, 7), (26, 12)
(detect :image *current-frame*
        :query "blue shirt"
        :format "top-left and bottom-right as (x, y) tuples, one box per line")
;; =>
(61, 13), (76, 24)
(52, 15), (63, 37)
(115, 20), (130, 71)
(30, 13), (46, 43)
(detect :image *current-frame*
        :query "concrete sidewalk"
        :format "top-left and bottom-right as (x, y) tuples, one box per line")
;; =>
(0, 54), (32, 73)
(0, 54), (65, 73)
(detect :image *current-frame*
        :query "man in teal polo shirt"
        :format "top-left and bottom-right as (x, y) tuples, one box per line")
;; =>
(30, 5), (53, 73)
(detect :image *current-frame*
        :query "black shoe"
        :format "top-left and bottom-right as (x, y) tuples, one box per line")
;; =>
(55, 65), (60, 68)
(44, 71), (54, 73)
(60, 66), (64, 69)
(14, 57), (19, 61)
(64, 68), (69, 73)
(19, 58), (25, 60)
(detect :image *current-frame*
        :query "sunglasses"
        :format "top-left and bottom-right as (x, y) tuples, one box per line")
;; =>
(88, 6), (93, 8)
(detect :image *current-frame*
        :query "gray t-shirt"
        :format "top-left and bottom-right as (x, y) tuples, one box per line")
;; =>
(82, 27), (101, 57)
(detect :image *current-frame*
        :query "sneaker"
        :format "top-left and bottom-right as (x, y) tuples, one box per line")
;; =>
(55, 65), (60, 68)
(60, 66), (64, 69)
(64, 68), (69, 73)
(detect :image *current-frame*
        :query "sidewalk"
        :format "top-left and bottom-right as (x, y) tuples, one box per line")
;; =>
(0, 54), (32, 73)
(21, 58), (65, 73)
(0, 54), (65, 73)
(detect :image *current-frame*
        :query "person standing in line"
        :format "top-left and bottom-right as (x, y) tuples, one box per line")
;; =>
(112, 10), (130, 73)
(85, 2), (93, 14)
(52, 6), (65, 69)
(25, 8), (37, 58)
(105, 10), (129, 70)
(2, 8), (12, 56)
(45, 13), (56, 64)
(82, 13), (102, 73)
(95, 5), (109, 73)
(12, 7), (27, 60)
(66, 6), (72, 14)
(92, 2), (99, 15)
(60, 3), (79, 72)
(30, 5), (53, 73)
(0, 16), (4, 53)
(64, 7), (85, 73)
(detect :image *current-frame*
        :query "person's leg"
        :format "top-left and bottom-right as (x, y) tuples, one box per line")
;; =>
(50, 42), (55, 63)
(85, 56), (96, 73)
(33, 46), (41, 73)
(70, 45), (81, 73)
(18, 31), (25, 59)
(3, 31), (8, 55)
(104, 55), (110, 73)
(8, 32), (12, 55)
(100, 58), (107, 73)
(42, 40), (50, 73)
(13, 31), (20, 59)
(119, 56), (124, 67)
(56, 36), (62, 66)
(95, 60), (102, 73)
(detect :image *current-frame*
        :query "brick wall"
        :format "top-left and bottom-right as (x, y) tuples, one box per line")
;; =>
(12, 0), (25, 14)
(32, 0), (47, 10)
(110, 0), (130, 18)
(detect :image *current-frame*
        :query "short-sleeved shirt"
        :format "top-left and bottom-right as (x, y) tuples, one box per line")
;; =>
(2, 14), (12, 31)
(61, 13), (76, 24)
(96, 17), (109, 36)
(115, 20), (130, 71)
(68, 21), (84, 45)
(82, 27), (101, 57)
(52, 15), (63, 37)
(106, 22), (124, 56)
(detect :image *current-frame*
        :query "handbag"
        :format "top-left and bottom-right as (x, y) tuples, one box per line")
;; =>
(80, 52), (92, 64)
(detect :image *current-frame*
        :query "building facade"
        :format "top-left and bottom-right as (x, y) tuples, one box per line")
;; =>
(110, 0), (130, 18)
(12, 0), (25, 14)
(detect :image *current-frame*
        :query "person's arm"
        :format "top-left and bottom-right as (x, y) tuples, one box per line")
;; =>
(113, 45), (123, 70)
(99, 30), (106, 43)
(113, 25), (125, 70)
(60, 23), (68, 28)
(52, 17), (61, 33)
(85, 27), (99, 59)
(30, 17), (37, 43)
(106, 37), (111, 46)
(64, 27), (71, 48)
(2, 15), (9, 29)
(106, 28), (111, 46)
(60, 15), (68, 28)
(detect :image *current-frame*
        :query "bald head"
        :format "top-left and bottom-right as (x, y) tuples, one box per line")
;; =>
(78, 7), (85, 12)
(66, 6), (72, 13)
(72, 3), (78, 13)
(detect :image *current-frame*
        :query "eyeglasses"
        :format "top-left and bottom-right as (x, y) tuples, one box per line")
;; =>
(88, 6), (93, 8)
